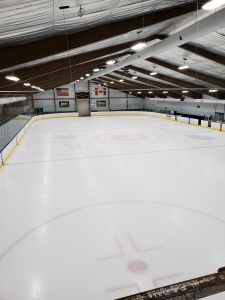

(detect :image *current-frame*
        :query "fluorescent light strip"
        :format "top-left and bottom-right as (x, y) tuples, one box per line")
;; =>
(131, 42), (147, 51)
(202, 0), (225, 10)
(5, 75), (20, 82)
(106, 60), (116, 65)
(178, 65), (189, 70)
(209, 89), (218, 93)
(24, 83), (31, 87)
(150, 72), (157, 76)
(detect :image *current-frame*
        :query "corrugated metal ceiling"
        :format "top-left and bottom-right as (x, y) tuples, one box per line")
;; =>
(0, 0), (195, 46)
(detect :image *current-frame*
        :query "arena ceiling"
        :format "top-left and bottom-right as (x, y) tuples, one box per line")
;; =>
(0, 0), (225, 99)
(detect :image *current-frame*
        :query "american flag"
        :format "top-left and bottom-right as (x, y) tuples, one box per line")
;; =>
(95, 87), (107, 96)
(56, 88), (69, 97)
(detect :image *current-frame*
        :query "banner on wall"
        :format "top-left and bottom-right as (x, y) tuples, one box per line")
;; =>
(56, 88), (69, 97)
(95, 87), (107, 97)
(59, 101), (69, 108)
(97, 100), (106, 107)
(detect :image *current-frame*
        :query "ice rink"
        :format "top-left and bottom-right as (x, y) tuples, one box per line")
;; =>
(0, 115), (225, 300)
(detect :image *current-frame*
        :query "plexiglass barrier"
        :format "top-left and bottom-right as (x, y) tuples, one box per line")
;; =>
(0, 114), (32, 153)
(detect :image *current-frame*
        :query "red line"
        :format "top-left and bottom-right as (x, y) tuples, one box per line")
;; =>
(105, 283), (141, 293)
(153, 273), (182, 288)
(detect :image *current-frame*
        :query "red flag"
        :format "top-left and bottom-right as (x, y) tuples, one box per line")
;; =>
(95, 87), (107, 96)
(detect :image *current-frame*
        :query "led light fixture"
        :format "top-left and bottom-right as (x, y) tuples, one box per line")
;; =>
(132, 76), (138, 80)
(150, 72), (158, 76)
(179, 58), (189, 70)
(106, 60), (116, 66)
(93, 68), (100, 72)
(119, 79), (124, 82)
(163, 91), (168, 94)
(5, 75), (20, 82)
(209, 89), (218, 93)
(131, 42), (147, 51)
(86, 73), (90, 77)
(202, 0), (225, 10)
(182, 90), (189, 93)
(179, 65), (189, 70)
(110, 81), (114, 84)
(23, 83), (31, 87)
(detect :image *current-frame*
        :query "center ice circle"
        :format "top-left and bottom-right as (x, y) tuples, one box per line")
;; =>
(112, 133), (148, 142)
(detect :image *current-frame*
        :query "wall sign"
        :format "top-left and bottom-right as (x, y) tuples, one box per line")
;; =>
(59, 101), (70, 108)
(97, 100), (106, 107)
(56, 88), (69, 97)
(76, 92), (90, 99)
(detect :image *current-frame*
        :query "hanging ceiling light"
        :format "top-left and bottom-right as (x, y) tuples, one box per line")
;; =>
(131, 42), (147, 51)
(209, 89), (218, 93)
(202, 0), (225, 10)
(110, 81), (114, 84)
(106, 60), (116, 66)
(182, 90), (189, 94)
(76, 79), (80, 82)
(80, 76), (84, 80)
(132, 76), (138, 80)
(131, 30), (147, 51)
(137, 91), (142, 94)
(31, 85), (37, 88)
(148, 91), (153, 94)
(163, 91), (168, 94)
(150, 66), (158, 76)
(119, 79), (124, 82)
(23, 83), (31, 87)
(179, 58), (189, 70)
(5, 75), (20, 82)
(93, 68), (100, 72)
(78, 5), (85, 17)
(86, 73), (90, 77)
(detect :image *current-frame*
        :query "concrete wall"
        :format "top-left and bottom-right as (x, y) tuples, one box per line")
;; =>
(33, 83), (143, 112)
(32, 82), (225, 118)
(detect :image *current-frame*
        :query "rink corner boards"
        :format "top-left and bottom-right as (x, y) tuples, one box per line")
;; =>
(0, 112), (225, 171)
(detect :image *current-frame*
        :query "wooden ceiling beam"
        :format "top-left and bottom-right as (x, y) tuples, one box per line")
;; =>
(147, 57), (225, 89)
(156, 33), (225, 67)
(129, 66), (202, 98)
(114, 70), (184, 99)
(180, 43), (225, 67)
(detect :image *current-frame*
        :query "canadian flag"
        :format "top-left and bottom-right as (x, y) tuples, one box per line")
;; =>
(95, 87), (107, 96)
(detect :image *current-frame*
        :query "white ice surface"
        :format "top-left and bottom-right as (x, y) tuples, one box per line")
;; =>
(0, 115), (225, 300)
